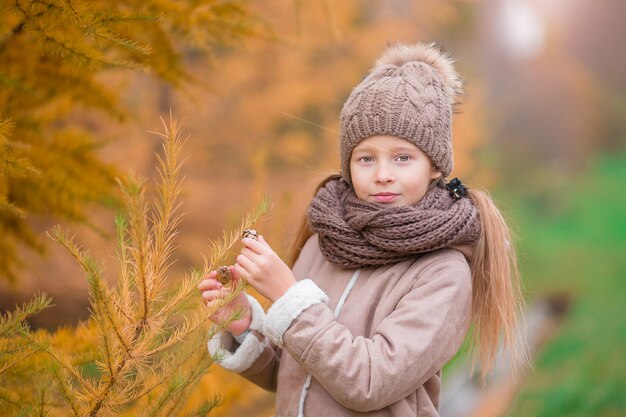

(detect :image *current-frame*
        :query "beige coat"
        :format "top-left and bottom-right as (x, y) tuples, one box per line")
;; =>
(208, 234), (473, 416)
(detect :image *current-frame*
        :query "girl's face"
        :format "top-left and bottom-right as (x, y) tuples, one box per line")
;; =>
(350, 135), (441, 207)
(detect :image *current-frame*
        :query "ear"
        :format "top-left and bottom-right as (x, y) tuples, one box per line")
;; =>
(429, 166), (442, 181)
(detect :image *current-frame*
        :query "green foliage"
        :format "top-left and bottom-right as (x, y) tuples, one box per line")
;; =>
(505, 153), (626, 417)
(0, 0), (270, 282)
(0, 117), (270, 416)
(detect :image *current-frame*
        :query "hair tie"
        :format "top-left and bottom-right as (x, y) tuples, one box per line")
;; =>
(445, 177), (468, 200)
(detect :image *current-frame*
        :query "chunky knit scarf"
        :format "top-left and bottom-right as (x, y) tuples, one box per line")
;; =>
(307, 178), (481, 269)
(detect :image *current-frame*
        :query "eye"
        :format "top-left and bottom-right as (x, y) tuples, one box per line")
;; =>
(358, 156), (374, 163)
(396, 154), (412, 162)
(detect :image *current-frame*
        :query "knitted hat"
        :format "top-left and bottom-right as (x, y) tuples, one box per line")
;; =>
(339, 42), (462, 184)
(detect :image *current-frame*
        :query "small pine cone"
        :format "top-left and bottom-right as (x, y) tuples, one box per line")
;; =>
(242, 229), (259, 240)
(216, 266), (231, 285)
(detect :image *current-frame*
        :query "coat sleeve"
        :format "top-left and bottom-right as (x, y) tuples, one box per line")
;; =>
(263, 257), (473, 412)
(207, 294), (282, 392)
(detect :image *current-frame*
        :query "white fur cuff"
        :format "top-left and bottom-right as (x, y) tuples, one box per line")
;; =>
(206, 294), (266, 373)
(246, 293), (265, 332)
(263, 279), (329, 346)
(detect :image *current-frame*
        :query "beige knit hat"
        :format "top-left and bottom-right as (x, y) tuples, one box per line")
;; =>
(339, 42), (462, 184)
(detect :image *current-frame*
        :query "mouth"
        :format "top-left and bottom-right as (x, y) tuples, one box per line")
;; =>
(371, 192), (400, 203)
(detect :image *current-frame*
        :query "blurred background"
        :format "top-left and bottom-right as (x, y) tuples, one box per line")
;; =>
(1, 0), (625, 416)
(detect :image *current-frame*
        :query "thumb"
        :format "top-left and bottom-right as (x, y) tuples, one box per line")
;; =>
(230, 265), (242, 284)
(258, 234), (269, 246)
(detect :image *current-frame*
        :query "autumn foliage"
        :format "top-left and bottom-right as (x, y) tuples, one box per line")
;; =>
(0, 0), (267, 282)
(0, 117), (269, 416)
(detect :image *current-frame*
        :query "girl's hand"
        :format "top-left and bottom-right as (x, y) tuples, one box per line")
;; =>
(235, 235), (296, 302)
(198, 266), (251, 336)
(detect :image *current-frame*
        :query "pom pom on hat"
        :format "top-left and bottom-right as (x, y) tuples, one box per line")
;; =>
(373, 42), (463, 107)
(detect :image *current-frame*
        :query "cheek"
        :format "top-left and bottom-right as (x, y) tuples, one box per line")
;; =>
(349, 165), (369, 199)
(406, 167), (433, 200)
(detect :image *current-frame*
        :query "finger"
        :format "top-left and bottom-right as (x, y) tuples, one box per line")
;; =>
(202, 290), (221, 305)
(198, 271), (219, 288)
(256, 235), (272, 251)
(258, 235), (270, 246)
(241, 237), (268, 254)
(234, 263), (249, 282)
(236, 253), (257, 273)
(198, 278), (223, 291)
(206, 299), (227, 318)
(201, 289), (229, 302)
(241, 247), (262, 263)
(203, 270), (218, 280)
(230, 265), (245, 284)
(201, 289), (220, 301)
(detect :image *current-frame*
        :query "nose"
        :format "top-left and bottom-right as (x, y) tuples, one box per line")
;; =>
(375, 162), (394, 184)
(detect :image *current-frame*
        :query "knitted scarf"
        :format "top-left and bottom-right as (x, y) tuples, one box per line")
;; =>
(307, 178), (481, 269)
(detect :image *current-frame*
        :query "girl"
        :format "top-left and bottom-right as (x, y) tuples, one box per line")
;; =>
(198, 42), (527, 416)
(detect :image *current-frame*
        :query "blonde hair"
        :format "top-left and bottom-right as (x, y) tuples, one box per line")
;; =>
(466, 187), (529, 381)
(288, 174), (529, 381)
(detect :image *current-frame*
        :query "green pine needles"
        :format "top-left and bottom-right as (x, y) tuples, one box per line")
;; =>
(0, 116), (270, 416)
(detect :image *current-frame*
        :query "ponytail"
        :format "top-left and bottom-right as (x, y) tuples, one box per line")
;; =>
(467, 188), (529, 381)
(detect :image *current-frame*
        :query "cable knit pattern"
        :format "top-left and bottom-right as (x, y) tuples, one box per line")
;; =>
(339, 42), (460, 183)
(307, 178), (480, 268)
